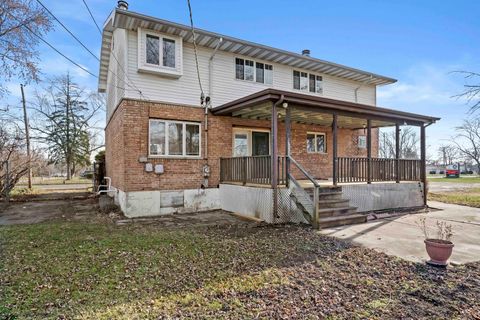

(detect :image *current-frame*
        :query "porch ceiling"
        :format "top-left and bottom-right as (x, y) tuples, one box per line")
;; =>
(230, 103), (395, 129)
(212, 89), (440, 128)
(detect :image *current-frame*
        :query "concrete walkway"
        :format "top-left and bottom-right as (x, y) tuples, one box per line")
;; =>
(319, 201), (480, 264)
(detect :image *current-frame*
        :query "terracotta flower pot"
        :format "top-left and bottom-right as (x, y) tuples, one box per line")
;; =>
(424, 239), (454, 266)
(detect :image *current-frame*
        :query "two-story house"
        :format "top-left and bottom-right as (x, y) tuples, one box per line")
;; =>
(99, 2), (439, 227)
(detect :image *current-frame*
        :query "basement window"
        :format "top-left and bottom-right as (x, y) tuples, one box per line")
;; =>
(307, 132), (326, 153)
(149, 119), (201, 157)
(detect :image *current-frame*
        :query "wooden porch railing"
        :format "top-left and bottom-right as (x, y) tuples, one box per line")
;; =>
(336, 157), (422, 183)
(219, 156), (287, 186)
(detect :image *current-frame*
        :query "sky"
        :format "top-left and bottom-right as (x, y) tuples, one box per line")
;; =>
(4, 0), (480, 159)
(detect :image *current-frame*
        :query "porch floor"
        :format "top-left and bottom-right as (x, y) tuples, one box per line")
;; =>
(319, 201), (480, 264)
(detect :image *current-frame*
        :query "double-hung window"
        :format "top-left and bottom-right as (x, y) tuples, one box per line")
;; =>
(306, 132), (327, 153)
(235, 58), (273, 84)
(146, 34), (176, 68)
(294, 70), (323, 94)
(149, 119), (201, 157)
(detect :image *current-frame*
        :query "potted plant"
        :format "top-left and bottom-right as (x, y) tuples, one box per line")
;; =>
(417, 217), (454, 267)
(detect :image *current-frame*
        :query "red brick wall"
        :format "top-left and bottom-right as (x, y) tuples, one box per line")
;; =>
(105, 99), (379, 192)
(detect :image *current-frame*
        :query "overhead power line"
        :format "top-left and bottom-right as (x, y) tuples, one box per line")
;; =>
(81, 0), (148, 100)
(187, 0), (205, 101)
(36, 0), (99, 62)
(81, 0), (102, 34)
(36, 0), (145, 97)
(22, 24), (98, 78)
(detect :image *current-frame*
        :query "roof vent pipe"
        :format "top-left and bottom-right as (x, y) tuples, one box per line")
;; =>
(302, 49), (310, 56)
(117, 0), (128, 10)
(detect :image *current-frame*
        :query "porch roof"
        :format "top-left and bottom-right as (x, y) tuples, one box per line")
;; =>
(211, 89), (440, 129)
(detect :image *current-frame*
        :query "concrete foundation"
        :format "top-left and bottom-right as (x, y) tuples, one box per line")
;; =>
(342, 182), (424, 212)
(113, 188), (220, 218)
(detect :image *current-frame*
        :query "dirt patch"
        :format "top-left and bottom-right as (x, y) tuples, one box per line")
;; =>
(0, 192), (109, 225)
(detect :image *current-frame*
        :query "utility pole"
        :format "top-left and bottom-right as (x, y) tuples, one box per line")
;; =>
(20, 84), (32, 190)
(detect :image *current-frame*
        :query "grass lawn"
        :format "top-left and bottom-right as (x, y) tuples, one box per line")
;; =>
(430, 188), (480, 208)
(17, 177), (92, 186)
(428, 176), (480, 183)
(1, 219), (479, 319)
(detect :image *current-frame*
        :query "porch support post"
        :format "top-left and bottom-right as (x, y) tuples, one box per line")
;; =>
(395, 123), (400, 183)
(420, 124), (427, 206)
(271, 101), (279, 217)
(367, 119), (372, 184)
(332, 113), (338, 186)
(285, 104), (291, 187)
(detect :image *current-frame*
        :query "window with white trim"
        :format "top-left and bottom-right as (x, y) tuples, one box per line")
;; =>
(149, 119), (201, 157)
(235, 58), (273, 84)
(294, 70), (323, 94)
(306, 132), (326, 153)
(138, 28), (183, 77)
(145, 34), (176, 68)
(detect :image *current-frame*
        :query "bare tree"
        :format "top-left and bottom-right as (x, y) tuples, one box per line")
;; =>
(0, 0), (52, 97)
(451, 118), (480, 173)
(437, 144), (458, 165)
(452, 71), (480, 113)
(379, 127), (419, 159)
(0, 120), (39, 198)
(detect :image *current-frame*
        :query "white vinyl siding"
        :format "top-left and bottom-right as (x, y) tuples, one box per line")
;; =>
(107, 29), (376, 121)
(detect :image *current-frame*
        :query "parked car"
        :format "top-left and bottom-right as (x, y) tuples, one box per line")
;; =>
(446, 164), (460, 178)
(429, 170), (437, 174)
(439, 170), (445, 174)
(80, 170), (94, 179)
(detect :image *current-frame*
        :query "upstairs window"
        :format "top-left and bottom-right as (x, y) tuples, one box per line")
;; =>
(162, 38), (176, 68)
(145, 34), (176, 68)
(149, 119), (201, 157)
(236, 58), (273, 84)
(146, 35), (160, 65)
(138, 28), (183, 77)
(294, 71), (323, 94)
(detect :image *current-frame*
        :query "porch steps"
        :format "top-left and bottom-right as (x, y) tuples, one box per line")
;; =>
(317, 214), (367, 228)
(303, 186), (367, 228)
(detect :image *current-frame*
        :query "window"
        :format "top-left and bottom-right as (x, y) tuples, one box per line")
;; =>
(358, 135), (367, 149)
(149, 119), (201, 157)
(145, 34), (176, 68)
(306, 132), (326, 153)
(146, 35), (160, 65)
(232, 128), (270, 157)
(245, 60), (254, 81)
(162, 38), (176, 68)
(235, 58), (273, 84)
(233, 133), (248, 157)
(256, 62), (264, 83)
(264, 64), (273, 85)
(294, 71), (323, 94)
(235, 58), (244, 80)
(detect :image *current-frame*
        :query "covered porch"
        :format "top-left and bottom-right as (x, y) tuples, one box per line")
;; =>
(213, 89), (439, 227)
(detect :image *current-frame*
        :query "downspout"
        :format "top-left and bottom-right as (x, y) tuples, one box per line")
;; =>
(204, 37), (223, 161)
(354, 74), (374, 103)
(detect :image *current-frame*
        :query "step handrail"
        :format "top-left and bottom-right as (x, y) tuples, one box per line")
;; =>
(288, 156), (320, 227)
(288, 156), (320, 188)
